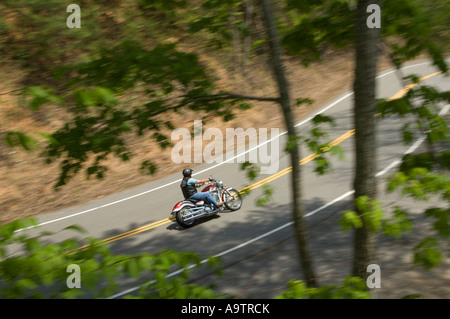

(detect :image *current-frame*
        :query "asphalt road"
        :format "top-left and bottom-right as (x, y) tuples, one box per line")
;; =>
(15, 59), (450, 298)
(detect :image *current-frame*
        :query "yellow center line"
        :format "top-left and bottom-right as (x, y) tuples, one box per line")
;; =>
(100, 219), (173, 245)
(67, 70), (444, 253)
(388, 71), (442, 101)
(241, 129), (356, 193)
(67, 218), (173, 254)
(239, 129), (357, 193)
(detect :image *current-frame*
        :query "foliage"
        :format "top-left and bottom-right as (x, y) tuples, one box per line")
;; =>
(4, 131), (39, 151)
(0, 216), (380, 299)
(378, 74), (450, 269)
(282, 113), (345, 176)
(282, 0), (449, 72)
(283, 0), (450, 276)
(0, 218), (223, 299)
(378, 82), (450, 146)
(304, 114), (345, 175)
(283, 0), (355, 66)
(340, 197), (414, 239)
(5, 42), (240, 188)
(280, 0), (449, 279)
(256, 185), (275, 206)
(0, 216), (381, 299)
(188, 0), (246, 43)
(38, 38), (234, 188)
(275, 276), (371, 299)
(382, 0), (449, 72)
(0, 0), (119, 81)
(409, 0), (450, 52)
(0, 0), (246, 188)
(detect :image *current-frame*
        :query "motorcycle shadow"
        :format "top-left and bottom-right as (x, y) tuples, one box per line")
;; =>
(166, 213), (222, 231)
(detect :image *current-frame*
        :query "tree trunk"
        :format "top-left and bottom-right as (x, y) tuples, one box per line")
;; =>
(352, 0), (381, 279)
(259, 0), (317, 287)
(229, 8), (241, 73)
(242, 0), (254, 76)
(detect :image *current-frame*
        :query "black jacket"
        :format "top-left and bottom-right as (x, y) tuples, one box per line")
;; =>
(180, 177), (197, 199)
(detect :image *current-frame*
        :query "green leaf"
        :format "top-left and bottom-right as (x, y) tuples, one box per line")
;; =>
(312, 114), (334, 125)
(24, 86), (63, 110)
(14, 278), (38, 295)
(295, 98), (314, 107)
(140, 160), (158, 175)
(285, 135), (301, 152)
(381, 207), (413, 239)
(94, 87), (118, 106)
(63, 225), (87, 234)
(125, 259), (140, 278)
(5, 131), (39, 151)
(413, 237), (442, 269)
(425, 208), (450, 238)
(60, 289), (85, 299)
(238, 103), (252, 110)
(37, 132), (59, 146)
(240, 161), (260, 181)
(329, 145), (344, 161)
(0, 218), (38, 241)
(275, 280), (310, 299)
(340, 210), (363, 231)
(355, 197), (383, 232)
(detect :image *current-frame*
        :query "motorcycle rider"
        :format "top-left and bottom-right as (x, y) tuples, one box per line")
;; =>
(180, 168), (223, 211)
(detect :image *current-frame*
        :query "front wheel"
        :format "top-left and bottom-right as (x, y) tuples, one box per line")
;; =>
(175, 207), (196, 228)
(223, 188), (242, 211)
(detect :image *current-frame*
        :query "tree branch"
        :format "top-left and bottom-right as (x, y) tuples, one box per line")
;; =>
(143, 92), (280, 119)
(0, 89), (22, 96)
(184, 92), (280, 103)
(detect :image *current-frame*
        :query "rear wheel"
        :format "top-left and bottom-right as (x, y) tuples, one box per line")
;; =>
(175, 207), (196, 228)
(223, 188), (242, 211)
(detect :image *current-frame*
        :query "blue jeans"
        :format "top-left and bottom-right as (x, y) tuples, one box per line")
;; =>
(190, 192), (218, 208)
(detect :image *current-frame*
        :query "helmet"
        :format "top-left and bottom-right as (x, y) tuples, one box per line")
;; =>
(182, 168), (193, 177)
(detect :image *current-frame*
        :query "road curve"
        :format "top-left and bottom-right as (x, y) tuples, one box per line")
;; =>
(16, 59), (450, 297)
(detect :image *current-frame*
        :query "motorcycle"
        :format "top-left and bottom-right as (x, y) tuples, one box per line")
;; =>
(171, 178), (242, 228)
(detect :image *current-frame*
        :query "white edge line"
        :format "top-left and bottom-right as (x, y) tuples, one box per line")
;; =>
(13, 60), (444, 232)
(108, 101), (450, 299)
(375, 61), (431, 79)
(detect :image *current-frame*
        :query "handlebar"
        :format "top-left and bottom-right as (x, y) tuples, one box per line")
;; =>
(196, 178), (221, 188)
